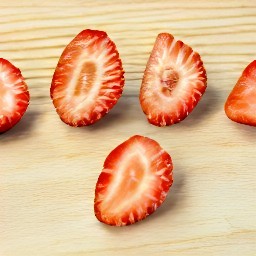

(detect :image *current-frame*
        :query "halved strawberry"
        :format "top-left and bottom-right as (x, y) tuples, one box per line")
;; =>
(94, 135), (173, 226)
(225, 60), (256, 126)
(140, 33), (207, 126)
(50, 29), (124, 126)
(0, 58), (29, 133)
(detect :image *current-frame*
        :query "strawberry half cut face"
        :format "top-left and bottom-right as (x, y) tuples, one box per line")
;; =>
(225, 60), (256, 126)
(94, 135), (173, 226)
(0, 58), (29, 133)
(140, 33), (207, 126)
(51, 29), (125, 126)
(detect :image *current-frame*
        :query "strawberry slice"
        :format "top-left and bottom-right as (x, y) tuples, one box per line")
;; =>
(94, 135), (173, 226)
(0, 58), (29, 133)
(225, 60), (256, 126)
(50, 29), (124, 126)
(140, 33), (207, 126)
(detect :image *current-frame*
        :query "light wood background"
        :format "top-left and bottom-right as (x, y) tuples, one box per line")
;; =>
(1, 0), (256, 255)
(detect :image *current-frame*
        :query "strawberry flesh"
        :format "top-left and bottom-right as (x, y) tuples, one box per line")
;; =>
(50, 29), (124, 126)
(94, 135), (173, 226)
(0, 58), (29, 133)
(225, 60), (256, 126)
(140, 33), (207, 126)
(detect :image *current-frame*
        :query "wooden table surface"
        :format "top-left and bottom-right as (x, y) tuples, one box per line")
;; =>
(1, 0), (256, 255)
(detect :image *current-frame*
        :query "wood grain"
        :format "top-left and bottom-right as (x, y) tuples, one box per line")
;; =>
(0, 0), (256, 255)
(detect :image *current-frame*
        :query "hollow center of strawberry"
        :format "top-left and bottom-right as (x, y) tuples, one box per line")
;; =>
(74, 61), (97, 96)
(161, 67), (179, 96)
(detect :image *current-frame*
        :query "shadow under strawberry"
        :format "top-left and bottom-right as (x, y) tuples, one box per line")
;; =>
(179, 85), (219, 127)
(0, 108), (39, 142)
(85, 94), (131, 131)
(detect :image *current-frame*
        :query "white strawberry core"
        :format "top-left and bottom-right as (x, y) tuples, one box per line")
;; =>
(0, 67), (22, 116)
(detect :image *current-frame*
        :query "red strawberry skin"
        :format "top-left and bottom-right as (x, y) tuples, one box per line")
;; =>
(50, 29), (124, 126)
(94, 135), (173, 226)
(0, 58), (29, 133)
(140, 33), (207, 127)
(225, 60), (256, 126)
